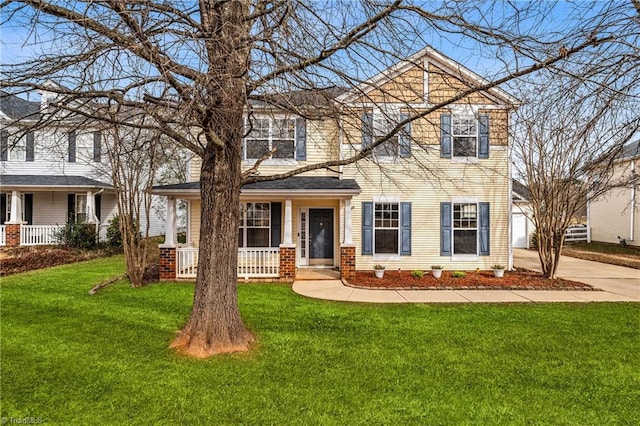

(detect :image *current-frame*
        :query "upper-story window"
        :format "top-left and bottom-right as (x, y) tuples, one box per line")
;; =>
(361, 109), (411, 159)
(440, 113), (489, 159)
(245, 117), (303, 160)
(0, 130), (34, 162)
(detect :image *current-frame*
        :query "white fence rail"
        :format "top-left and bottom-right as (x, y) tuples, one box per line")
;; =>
(20, 225), (63, 246)
(0, 225), (5, 246)
(564, 226), (590, 243)
(176, 247), (280, 279)
(238, 248), (280, 278)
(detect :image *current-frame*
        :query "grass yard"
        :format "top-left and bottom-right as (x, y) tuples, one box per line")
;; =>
(2, 257), (639, 425)
(562, 241), (640, 269)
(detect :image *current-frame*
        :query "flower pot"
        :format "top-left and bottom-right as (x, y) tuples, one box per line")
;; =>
(432, 269), (442, 279)
(374, 269), (385, 278)
(493, 268), (505, 278)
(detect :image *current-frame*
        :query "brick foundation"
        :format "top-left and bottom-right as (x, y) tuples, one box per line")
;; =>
(159, 246), (176, 281)
(340, 245), (356, 282)
(5, 223), (21, 247)
(279, 246), (296, 282)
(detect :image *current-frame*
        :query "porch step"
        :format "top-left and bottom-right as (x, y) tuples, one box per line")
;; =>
(295, 268), (340, 280)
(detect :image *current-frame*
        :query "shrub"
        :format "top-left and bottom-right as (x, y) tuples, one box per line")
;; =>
(106, 215), (123, 248)
(410, 270), (424, 278)
(55, 222), (98, 249)
(451, 271), (466, 278)
(431, 265), (443, 270)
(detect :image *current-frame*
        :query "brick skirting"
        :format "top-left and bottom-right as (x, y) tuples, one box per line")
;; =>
(340, 245), (356, 281)
(159, 246), (176, 281)
(279, 246), (296, 282)
(5, 223), (21, 247)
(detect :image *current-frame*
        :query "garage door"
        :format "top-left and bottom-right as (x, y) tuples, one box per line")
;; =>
(512, 213), (528, 248)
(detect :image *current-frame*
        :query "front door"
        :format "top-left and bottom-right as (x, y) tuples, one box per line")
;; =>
(309, 209), (334, 265)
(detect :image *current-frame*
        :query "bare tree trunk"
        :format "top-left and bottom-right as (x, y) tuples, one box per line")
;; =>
(170, 1), (253, 357)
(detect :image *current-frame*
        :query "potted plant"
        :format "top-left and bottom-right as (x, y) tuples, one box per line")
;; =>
(374, 264), (385, 278)
(431, 265), (443, 279)
(492, 264), (506, 278)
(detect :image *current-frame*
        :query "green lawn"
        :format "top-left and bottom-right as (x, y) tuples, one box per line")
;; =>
(2, 257), (639, 425)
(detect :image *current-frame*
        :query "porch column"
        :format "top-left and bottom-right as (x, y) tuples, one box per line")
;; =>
(279, 198), (296, 282)
(159, 197), (177, 281)
(340, 198), (356, 282)
(6, 190), (24, 247)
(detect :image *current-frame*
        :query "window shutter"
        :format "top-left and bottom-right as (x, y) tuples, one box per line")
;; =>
(479, 202), (490, 255)
(93, 131), (102, 162)
(478, 115), (490, 159)
(1, 130), (8, 161)
(67, 194), (75, 223)
(24, 194), (33, 225)
(399, 113), (412, 158)
(295, 118), (306, 161)
(440, 114), (452, 158)
(400, 202), (411, 255)
(440, 202), (452, 256)
(0, 194), (6, 223)
(361, 111), (373, 149)
(95, 194), (102, 222)
(68, 131), (76, 163)
(270, 202), (282, 247)
(362, 201), (373, 255)
(26, 132), (35, 162)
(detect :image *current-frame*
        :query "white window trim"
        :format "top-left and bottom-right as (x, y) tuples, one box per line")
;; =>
(372, 106), (401, 159)
(451, 115), (479, 159)
(451, 201), (479, 258)
(244, 116), (297, 161)
(239, 202), (271, 248)
(75, 193), (88, 223)
(372, 198), (401, 257)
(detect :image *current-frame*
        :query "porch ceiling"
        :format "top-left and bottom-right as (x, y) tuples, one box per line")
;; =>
(152, 176), (361, 199)
(0, 174), (113, 191)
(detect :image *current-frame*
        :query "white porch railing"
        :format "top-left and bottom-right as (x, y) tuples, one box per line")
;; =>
(176, 247), (280, 279)
(238, 248), (280, 278)
(20, 225), (63, 246)
(0, 225), (5, 246)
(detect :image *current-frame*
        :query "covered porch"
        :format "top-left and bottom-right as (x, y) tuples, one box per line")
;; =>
(153, 176), (360, 282)
(0, 175), (114, 246)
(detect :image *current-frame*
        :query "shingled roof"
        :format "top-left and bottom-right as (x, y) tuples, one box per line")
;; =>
(0, 174), (112, 189)
(0, 91), (40, 120)
(153, 176), (360, 194)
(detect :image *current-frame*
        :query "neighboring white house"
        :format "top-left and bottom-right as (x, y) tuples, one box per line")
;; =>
(511, 179), (534, 249)
(588, 140), (639, 246)
(0, 88), (164, 246)
(153, 46), (519, 281)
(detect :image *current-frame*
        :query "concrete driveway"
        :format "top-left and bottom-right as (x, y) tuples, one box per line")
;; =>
(514, 249), (640, 300)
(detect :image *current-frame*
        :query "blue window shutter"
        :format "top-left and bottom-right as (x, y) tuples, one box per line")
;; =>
(440, 202), (452, 256)
(400, 202), (411, 255)
(93, 131), (102, 162)
(67, 194), (75, 223)
(478, 114), (490, 159)
(68, 130), (76, 163)
(361, 111), (373, 149)
(1, 130), (8, 161)
(362, 201), (373, 255)
(440, 114), (452, 158)
(295, 118), (306, 161)
(479, 202), (490, 255)
(399, 113), (411, 158)
(26, 132), (35, 161)
(270, 202), (282, 247)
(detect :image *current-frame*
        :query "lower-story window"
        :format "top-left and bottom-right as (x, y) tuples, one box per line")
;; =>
(453, 203), (477, 255)
(440, 201), (489, 257)
(238, 202), (270, 247)
(362, 200), (411, 256)
(374, 202), (399, 254)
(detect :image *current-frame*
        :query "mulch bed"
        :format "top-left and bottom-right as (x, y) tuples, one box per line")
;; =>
(347, 269), (597, 291)
(0, 246), (107, 276)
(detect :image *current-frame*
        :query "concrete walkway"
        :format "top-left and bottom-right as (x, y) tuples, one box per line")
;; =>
(292, 250), (639, 303)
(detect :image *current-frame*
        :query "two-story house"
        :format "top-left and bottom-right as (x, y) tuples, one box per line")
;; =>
(0, 87), (164, 246)
(152, 47), (517, 281)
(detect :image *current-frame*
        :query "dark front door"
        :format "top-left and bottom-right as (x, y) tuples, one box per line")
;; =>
(309, 209), (333, 263)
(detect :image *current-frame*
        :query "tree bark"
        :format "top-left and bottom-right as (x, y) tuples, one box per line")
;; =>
(170, 0), (253, 357)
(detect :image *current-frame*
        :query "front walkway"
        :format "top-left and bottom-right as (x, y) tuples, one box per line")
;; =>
(292, 250), (640, 303)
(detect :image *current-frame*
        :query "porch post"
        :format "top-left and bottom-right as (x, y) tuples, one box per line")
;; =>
(340, 198), (356, 282)
(279, 198), (296, 282)
(159, 197), (177, 281)
(6, 190), (24, 247)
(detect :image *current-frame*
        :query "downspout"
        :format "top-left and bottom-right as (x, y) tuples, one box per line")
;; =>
(91, 188), (105, 223)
